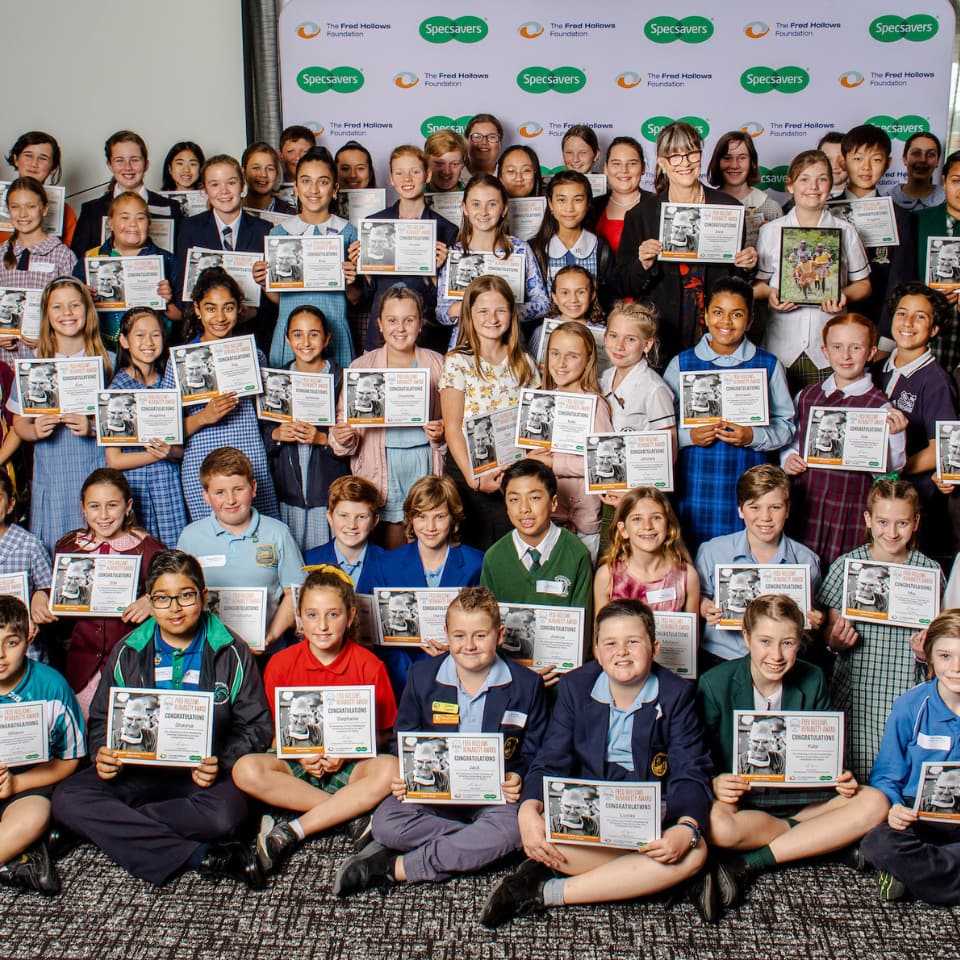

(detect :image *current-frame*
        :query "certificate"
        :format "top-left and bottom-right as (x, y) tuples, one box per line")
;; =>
(778, 226), (842, 305)
(158, 190), (208, 218)
(841, 559), (941, 629)
(275, 685), (377, 760)
(101, 216), (173, 253)
(827, 196), (899, 248)
(0, 182), (65, 236)
(171, 334), (263, 406)
(715, 564), (813, 630)
(399, 732), (505, 804)
(936, 421), (960, 483)
(804, 406), (889, 472)
(444, 250), (525, 302)
(424, 192), (464, 229)
(86, 255), (166, 312)
(106, 688), (214, 767)
(50, 553), (141, 617)
(243, 208), (292, 227)
(264, 235), (343, 292)
(464, 406), (525, 476)
(544, 777), (660, 849)
(206, 587), (268, 652)
(926, 236), (960, 290)
(0, 287), (42, 339)
(536, 319), (610, 378)
(914, 762), (960, 823)
(516, 389), (596, 454)
(0, 701), (48, 766)
(180, 248), (261, 306)
(653, 611), (697, 678)
(358, 220), (437, 277)
(586, 174), (608, 199)
(507, 197), (547, 241)
(733, 710), (843, 786)
(16, 356), (103, 417)
(95, 389), (183, 446)
(0, 572), (29, 607)
(679, 369), (769, 428)
(373, 587), (461, 647)
(339, 188), (387, 229)
(658, 203), (744, 263)
(498, 603), (584, 672)
(584, 432), (674, 494)
(345, 368), (430, 426)
(257, 368), (335, 425)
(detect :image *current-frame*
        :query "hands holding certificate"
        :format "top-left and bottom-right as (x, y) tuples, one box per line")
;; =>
(95, 746), (219, 787)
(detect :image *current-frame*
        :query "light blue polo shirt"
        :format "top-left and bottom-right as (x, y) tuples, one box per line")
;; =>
(436, 653), (512, 732)
(334, 542), (367, 587)
(590, 670), (660, 771)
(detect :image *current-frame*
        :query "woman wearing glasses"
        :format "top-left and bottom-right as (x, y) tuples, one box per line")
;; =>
(615, 122), (758, 362)
(465, 114), (503, 176)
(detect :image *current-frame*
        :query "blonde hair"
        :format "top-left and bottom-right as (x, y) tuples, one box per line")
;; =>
(39, 278), (112, 378)
(865, 479), (920, 549)
(602, 487), (686, 569)
(786, 149), (833, 188)
(606, 300), (661, 367)
(742, 594), (804, 637)
(542, 320), (603, 397)
(402, 475), (464, 544)
(923, 609), (960, 678)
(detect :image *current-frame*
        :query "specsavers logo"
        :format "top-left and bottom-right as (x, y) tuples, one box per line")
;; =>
(297, 22), (322, 39)
(869, 14), (938, 42)
(419, 16), (488, 43)
(644, 16), (714, 43)
(517, 66), (587, 94)
(519, 21), (544, 39)
(616, 72), (643, 89)
(741, 122), (765, 137)
(839, 71), (864, 88)
(394, 73), (420, 89)
(865, 114), (930, 140)
(519, 122), (543, 138)
(744, 21), (769, 39)
(759, 165), (789, 191)
(641, 116), (710, 142)
(420, 115), (473, 137)
(298, 67), (364, 93)
(740, 66), (809, 94)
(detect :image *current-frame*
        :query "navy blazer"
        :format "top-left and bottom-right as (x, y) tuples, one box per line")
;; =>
(392, 653), (548, 778)
(72, 188), (181, 261)
(302, 540), (389, 596)
(521, 661), (713, 828)
(380, 541), (484, 589)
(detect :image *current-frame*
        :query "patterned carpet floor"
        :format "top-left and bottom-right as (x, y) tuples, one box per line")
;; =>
(2, 829), (958, 960)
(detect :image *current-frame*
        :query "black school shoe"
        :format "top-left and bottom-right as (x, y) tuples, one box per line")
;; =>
(685, 867), (721, 924)
(45, 825), (81, 862)
(479, 859), (553, 928)
(333, 841), (398, 897)
(0, 842), (60, 895)
(346, 814), (373, 852)
(713, 855), (758, 909)
(256, 820), (300, 874)
(197, 840), (266, 890)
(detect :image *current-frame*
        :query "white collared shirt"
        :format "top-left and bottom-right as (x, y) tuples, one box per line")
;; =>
(512, 522), (562, 570)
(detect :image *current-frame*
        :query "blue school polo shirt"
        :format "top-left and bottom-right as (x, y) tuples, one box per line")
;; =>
(590, 670), (659, 771)
(435, 653), (511, 732)
(153, 619), (205, 690)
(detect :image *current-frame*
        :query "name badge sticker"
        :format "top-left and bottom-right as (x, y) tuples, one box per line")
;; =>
(502, 710), (528, 728)
(431, 701), (459, 715)
(31, 261), (54, 273)
(645, 587), (677, 605)
(197, 555), (226, 567)
(536, 579), (568, 597)
(917, 733), (952, 751)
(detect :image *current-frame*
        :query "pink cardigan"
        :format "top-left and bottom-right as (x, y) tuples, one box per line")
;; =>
(553, 395), (613, 536)
(329, 346), (447, 505)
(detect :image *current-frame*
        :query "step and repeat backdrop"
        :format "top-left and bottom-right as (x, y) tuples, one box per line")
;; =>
(278, 1), (955, 200)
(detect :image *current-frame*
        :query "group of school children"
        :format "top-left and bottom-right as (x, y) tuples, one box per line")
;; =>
(0, 114), (958, 928)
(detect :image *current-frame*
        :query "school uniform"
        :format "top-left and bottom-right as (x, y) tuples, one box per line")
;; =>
(302, 539), (389, 596)
(72, 188), (181, 262)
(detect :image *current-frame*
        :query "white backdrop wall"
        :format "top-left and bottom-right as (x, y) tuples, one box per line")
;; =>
(278, 1), (956, 201)
(0, 0), (247, 203)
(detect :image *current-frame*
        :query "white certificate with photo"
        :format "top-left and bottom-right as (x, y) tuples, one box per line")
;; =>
(586, 174), (608, 199)
(826, 196), (900, 248)
(158, 190), (208, 218)
(536, 319), (611, 379)
(100, 216), (173, 253)
(86, 255), (166, 312)
(544, 777), (661, 849)
(516, 389), (596, 454)
(373, 587), (460, 647)
(172, 334), (263, 406)
(243, 208), (292, 227)
(257, 368), (335, 425)
(935, 421), (960, 484)
(0, 701), (48, 766)
(841, 559), (941, 629)
(464, 406), (525, 476)
(206, 587), (268, 652)
(653, 611), (697, 679)
(658, 203), (745, 263)
(679, 369), (769, 428)
(444, 250), (525, 302)
(358, 219), (437, 277)
(424, 192), (464, 229)
(95, 390), (183, 446)
(399, 732), (505, 804)
(914, 762), (960, 823)
(925, 237), (960, 290)
(715, 564), (813, 631)
(733, 710), (843, 786)
(107, 688), (214, 767)
(507, 197), (547, 241)
(16, 356), (103, 417)
(0, 182), (65, 235)
(339, 188), (387, 229)
(0, 572), (29, 607)
(804, 406), (889, 472)
(264, 235), (344, 292)
(584, 432), (674, 494)
(275, 685), (377, 760)
(180, 248), (261, 306)
(50, 553), (141, 617)
(0, 288), (42, 340)
(498, 603), (584, 672)
(345, 368), (430, 427)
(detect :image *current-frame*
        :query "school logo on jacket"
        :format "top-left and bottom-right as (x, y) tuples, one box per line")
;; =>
(896, 391), (917, 414)
(504, 736), (520, 759)
(213, 681), (230, 705)
(256, 544), (278, 567)
(651, 752), (669, 777)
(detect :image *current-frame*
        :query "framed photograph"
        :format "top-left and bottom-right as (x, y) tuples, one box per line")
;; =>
(803, 406), (889, 472)
(515, 389), (596, 454)
(733, 710), (843, 786)
(398, 732), (505, 804)
(0, 701), (48, 766)
(15, 357), (103, 417)
(658, 202), (745, 263)
(652, 611), (697, 678)
(443, 250), (525, 301)
(95, 389), (182, 446)
(584, 432), (673, 494)
(463, 407), (525, 476)
(257, 368), (335, 425)
(778, 226), (842, 305)
(358, 219), (436, 276)
(274, 685), (377, 760)
(841, 559), (940, 629)
(0, 287), (42, 339)
(925, 237), (960, 291)
(715, 564), (813, 630)
(264, 235), (344, 292)
(936, 421), (960, 484)
(373, 588), (460, 647)
(171, 334), (263, 406)
(344, 368), (430, 427)
(544, 776), (660, 849)
(498, 603), (585, 672)
(50, 553), (141, 617)
(678, 369), (769, 428)
(826, 196), (899, 248)
(914, 762), (960, 823)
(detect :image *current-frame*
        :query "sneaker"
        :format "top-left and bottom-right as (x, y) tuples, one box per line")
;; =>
(686, 868), (720, 924)
(197, 841), (266, 890)
(0, 843), (60, 896)
(838, 843), (870, 872)
(256, 821), (300, 873)
(714, 855), (756, 909)
(346, 814), (373, 852)
(877, 870), (907, 902)
(333, 841), (398, 897)
(479, 859), (552, 928)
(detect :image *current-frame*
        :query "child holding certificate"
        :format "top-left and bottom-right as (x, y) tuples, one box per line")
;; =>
(0, 596), (84, 895)
(527, 265), (606, 361)
(333, 586), (547, 896)
(51, 550), (273, 888)
(861, 609), (960, 903)
(818, 479), (943, 781)
(3, 131), (76, 246)
(330, 287), (446, 550)
(695, 594), (888, 912)
(664, 277), (795, 550)
(480, 599), (714, 927)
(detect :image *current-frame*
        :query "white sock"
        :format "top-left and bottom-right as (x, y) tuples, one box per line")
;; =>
(288, 818), (306, 840)
(542, 877), (565, 906)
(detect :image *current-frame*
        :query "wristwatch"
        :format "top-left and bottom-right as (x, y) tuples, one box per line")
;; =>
(675, 819), (701, 848)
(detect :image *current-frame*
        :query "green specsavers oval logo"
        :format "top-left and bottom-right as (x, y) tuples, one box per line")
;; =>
(865, 115), (930, 140)
(869, 14), (938, 42)
(517, 66), (586, 94)
(640, 116), (710, 142)
(419, 15), (488, 43)
(740, 66), (809, 94)
(297, 66), (364, 93)
(759, 166), (789, 191)
(419, 115), (473, 137)
(644, 16), (714, 43)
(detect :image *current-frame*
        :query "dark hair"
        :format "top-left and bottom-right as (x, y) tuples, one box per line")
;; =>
(334, 141), (377, 188)
(7, 132), (62, 184)
(280, 125), (317, 149)
(242, 140), (282, 170)
(530, 171), (592, 281)
(886, 281), (951, 335)
(903, 131), (943, 161)
(115, 307), (169, 382)
(186, 266), (242, 340)
(595, 599), (656, 646)
(105, 131), (148, 164)
(466, 113), (504, 139)
(707, 131), (760, 188)
(81, 468), (136, 534)
(605, 136), (646, 170)
(707, 275), (755, 319)
(496, 145), (544, 197)
(0, 470), (14, 507)
(161, 141), (206, 190)
(3, 177), (47, 269)
(942, 149), (960, 180)
(841, 125), (892, 159)
(0, 595), (29, 641)
(544, 264), (605, 323)
(145, 549), (206, 594)
(285, 304), (330, 338)
(501, 458), (558, 500)
(562, 125), (600, 158)
(299, 567), (359, 643)
(296, 147), (337, 180)
(817, 131), (845, 150)
(458, 173), (512, 257)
